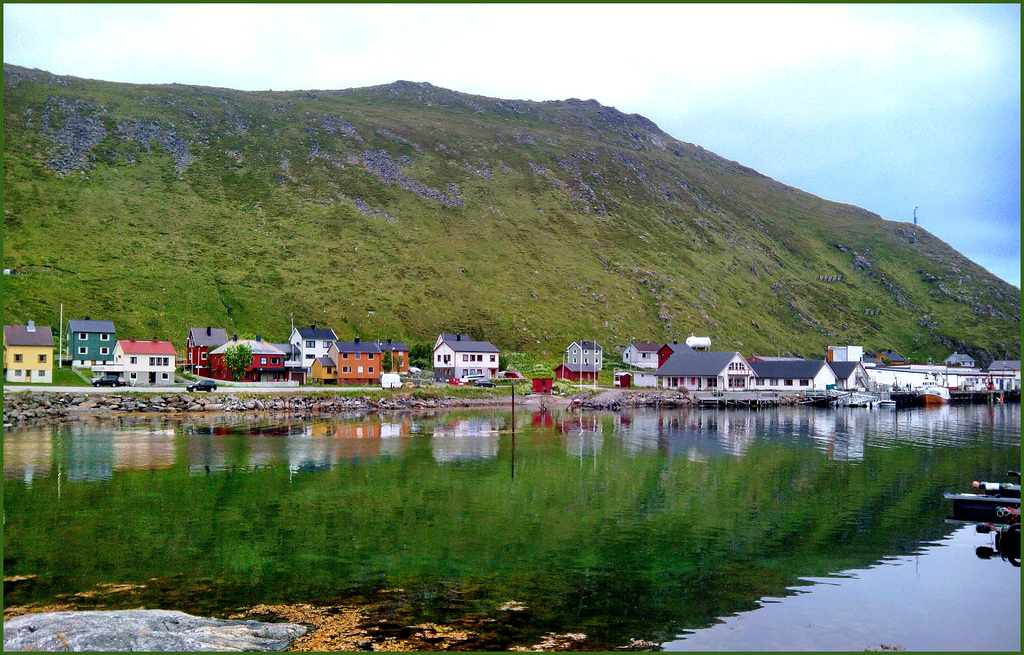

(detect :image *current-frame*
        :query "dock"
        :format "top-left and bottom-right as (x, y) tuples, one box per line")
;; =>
(694, 391), (780, 408)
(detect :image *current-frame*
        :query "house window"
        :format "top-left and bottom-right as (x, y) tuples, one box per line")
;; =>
(78, 333), (87, 340)
(130, 372), (137, 379)
(306, 354), (315, 360)
(261, 357), (267, 365)
(14, 369), (22, 377)
(200, 352), (208, 361)
(369, 366), (374, 373)
(130, 357), (137, 364)
(14, 354), (22, 362)
(355, 352), (361, 360)
(149, 357), (156, 366)
(343, 366), (350, 373)
(306, 340), (315, 348)
(78, 346), (88, 355)
(343, 352), (349, 359)
(463, 354), (469, 362)
(785, 379), (794, 386)
(162, 372), (169, 380)
(800, 380), (810, 387)
(100, 334), (110, 341)
(38, 354), (47, 363)
(323, 341), (330, 348)
(357, 366), (364, 373)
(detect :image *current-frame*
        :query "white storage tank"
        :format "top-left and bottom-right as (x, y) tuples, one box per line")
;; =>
(685, 335), (712, 350)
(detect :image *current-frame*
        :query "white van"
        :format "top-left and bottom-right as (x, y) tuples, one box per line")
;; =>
(381, 373), (402, 389)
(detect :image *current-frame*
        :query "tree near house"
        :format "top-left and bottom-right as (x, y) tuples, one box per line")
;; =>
(223, 343), (253, 381)
(381, 350), (395, 373)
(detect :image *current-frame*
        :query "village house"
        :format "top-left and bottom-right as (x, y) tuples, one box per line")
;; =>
(288, 325), (338, 383)
(433, 333), (499, 380)
(655, 349), (755, 391)
(566, 340), (603, 371)
(66, 319), (116, 368)
(376, 339), (410, 372)
(877, 350), (907, 365)
(621, 342), (662, 369)
(112, 339), (176, 386)
(944, 352), (977, 368)
(747, 359), (837, 392)
(554, 362), (598, 383)
(209, 337), (287, 382)
(4, 321), (54, 384)
(986, 360), (1021, 391)
(323, 338), (382, 385)
(186, 326), (229, 377)
(827, 360), (871, 390)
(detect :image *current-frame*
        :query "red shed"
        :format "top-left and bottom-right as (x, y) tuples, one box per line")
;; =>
(532, 377), (553, 394)
(614, 372), (632, 387)
(554, 363), (598, 382)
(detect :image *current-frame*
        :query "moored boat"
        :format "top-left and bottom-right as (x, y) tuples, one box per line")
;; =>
(916, 384), (950, 405)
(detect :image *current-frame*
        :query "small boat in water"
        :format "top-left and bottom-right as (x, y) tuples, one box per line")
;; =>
(916, 384), (950, 405)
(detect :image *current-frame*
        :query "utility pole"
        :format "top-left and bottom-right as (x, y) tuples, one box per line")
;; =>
(913, 207), (918, 226)
(58, 303), (63, 369)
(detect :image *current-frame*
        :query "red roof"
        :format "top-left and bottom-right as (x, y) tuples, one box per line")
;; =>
(117, 339), (176, 355)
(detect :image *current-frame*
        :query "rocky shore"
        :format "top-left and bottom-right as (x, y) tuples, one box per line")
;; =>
(2, 390), (518, 428)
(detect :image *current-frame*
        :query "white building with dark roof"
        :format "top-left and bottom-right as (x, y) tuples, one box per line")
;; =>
(433, 333), (499, 380)
(748, 359), (837, 392)
(655, 350), (755, 391)
(621, 342), (662, 369)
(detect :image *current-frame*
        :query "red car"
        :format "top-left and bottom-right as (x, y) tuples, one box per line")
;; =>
(448, 378), (468, 386)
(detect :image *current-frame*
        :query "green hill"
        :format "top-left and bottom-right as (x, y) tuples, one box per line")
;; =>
(3, 64), (1019, 364)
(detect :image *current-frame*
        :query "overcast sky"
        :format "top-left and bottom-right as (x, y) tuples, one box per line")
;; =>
(5, 3), (1020, 286)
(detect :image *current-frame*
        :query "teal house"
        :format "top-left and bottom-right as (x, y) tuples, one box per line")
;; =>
(67, 319), (116, 368)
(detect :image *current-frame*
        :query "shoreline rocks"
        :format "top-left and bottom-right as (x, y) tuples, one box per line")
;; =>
(2, 609), (307, 652)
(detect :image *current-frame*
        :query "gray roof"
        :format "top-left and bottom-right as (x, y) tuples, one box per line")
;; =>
(748, 359), (828, 380)
(944, 353), (976, 364)
(878, 350), (906, 362)
(296, 326), (338, 340)
(656, 350), (743, 377)
(438, 334), (499, 353)
(316, 355), (335, 367)
(4, 324), (54, 347)
(828, 361), (864, 380)
(188, 327), (229, 347)
(68, 319), (116, 334)
(376, 340), (409, 352)
(661, 342), (698, 356)
(556, 362), (600, 373)
(625, 342), (662, 353)
(987, 360), (1021, 372)
(332, 340), (382, 354)
(272, 342), (298, 356)
(570, 340), (602, 350)
(210, 339), (285, 356)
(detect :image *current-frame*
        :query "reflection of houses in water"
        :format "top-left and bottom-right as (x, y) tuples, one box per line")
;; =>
(287, 420), (411, 473)
(3, 427), (53, 484)
(431, 418), (501, 462)
(613, 411), (755, 459)
(113, 428), (176, 471)
(558, 415), (604, 458)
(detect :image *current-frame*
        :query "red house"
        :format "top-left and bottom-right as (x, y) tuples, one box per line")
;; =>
(208, 338), (287, 382)
(658, 341), (696, 368)
(186, 327), (229, 377)
(554, 362), (598, 382)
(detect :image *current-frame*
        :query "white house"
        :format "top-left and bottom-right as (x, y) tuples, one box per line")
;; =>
(986, 360), (1021, 391)
(566, 340), (603, 371)
(655, 350), (755, 391)
(621, 342), (661, 369)
(748, 359), (837, 392)
(944, 352), (977, 368)
(288, 325), (338, 382)
(827, 360), (871, 390)
(112, 339), (176, 386)
(433, 333), (499, 380)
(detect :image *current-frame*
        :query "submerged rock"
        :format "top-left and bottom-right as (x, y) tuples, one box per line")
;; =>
(2, 609), (307, 652)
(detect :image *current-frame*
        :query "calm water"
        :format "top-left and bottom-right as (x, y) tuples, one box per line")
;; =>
(4, 403), (1020, 651)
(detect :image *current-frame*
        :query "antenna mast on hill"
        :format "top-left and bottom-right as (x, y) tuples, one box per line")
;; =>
(913, 207), (918, 225)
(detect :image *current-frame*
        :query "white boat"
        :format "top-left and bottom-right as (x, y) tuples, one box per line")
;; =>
(916, 384), (950, 405)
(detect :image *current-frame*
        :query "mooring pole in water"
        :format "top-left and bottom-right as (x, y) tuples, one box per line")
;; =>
(511, 381), (516, 482)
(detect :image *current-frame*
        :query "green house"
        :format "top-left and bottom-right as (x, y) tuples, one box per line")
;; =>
(66, 319), (116, 368)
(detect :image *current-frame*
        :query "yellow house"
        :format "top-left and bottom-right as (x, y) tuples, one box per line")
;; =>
(310, 355), (338, 384)
(4, 321), (55, 383)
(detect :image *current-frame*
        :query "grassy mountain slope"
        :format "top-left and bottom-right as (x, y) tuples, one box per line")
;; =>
(3, 65), (1019, 364)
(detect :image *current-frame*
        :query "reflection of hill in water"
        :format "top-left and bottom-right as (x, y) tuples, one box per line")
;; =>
(2, 406), (1020, 646)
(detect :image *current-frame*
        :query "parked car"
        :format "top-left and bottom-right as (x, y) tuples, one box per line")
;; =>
(459, 375), (485, 385)
(92, 374), (126, 387)
(381, 373), (402, 389)
(473, 379), (496, 388)
(503, 370), (525, 379)
(186, 379), (218, 392)
(448, 377), (468, 386)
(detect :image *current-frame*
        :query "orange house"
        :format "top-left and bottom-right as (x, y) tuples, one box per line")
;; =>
(376, 339), (410, 373)
(327, 338), (382, 385)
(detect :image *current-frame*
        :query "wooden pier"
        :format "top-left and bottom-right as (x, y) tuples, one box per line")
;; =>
(694, 391), (780, 408)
